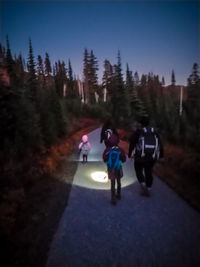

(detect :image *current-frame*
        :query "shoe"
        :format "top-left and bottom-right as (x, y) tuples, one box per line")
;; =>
(111, 197), (117, 205)
(140, 182), (146, 194)
(116, 194), (121, 200)
(140, 182), (149, 196)
(146, 187), (151, 196)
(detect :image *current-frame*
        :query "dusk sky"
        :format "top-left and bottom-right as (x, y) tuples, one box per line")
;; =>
(1, 0), (199, 85)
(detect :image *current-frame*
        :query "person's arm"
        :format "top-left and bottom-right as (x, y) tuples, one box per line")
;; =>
(78, 142), (83, 150)
(156, 133), (164, 158)
(119, 148), (126, 163)
(87, 142), (91, 150)
(128, 130), (140, 158)
(103, 148), (110, 162)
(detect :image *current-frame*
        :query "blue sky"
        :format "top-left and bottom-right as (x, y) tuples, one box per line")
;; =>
(1, 0), (199, 85)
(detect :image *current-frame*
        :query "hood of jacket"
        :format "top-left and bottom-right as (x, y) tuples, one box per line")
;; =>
(108, 134), (119, 146)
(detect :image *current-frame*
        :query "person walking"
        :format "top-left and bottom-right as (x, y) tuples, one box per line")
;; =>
(128, 116), (164, 196)
(78, 135), (91, 163)
(103, 134), (126, 205)
(100, 118), (119, 147)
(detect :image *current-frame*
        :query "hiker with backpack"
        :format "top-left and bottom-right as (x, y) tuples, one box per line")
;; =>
(78, 135), (91, 163)
(100, 118), (119, 147)
(128, 116), (164, 196)
(103, 134), (126, 205)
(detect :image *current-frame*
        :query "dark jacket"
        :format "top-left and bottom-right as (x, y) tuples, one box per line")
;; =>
(128, 126), (164, 161)
(103, 134), (126, 179)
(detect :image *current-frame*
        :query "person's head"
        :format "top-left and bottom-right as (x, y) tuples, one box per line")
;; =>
(108, 134), (119, 146)
(104, 117), (114, 129)
(140, 116), (150, 127)
(82, 135), (88, 143)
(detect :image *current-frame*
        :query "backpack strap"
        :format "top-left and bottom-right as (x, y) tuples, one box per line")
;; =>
(152, 135), (158, 159)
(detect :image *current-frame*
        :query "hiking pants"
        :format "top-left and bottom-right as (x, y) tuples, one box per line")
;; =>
(134, 160), (155, 187)
(111, 177), (121, 197)
(83, 154), (88, 162)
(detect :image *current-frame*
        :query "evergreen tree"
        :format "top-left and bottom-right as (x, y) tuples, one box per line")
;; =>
(83, 48), (89, 103)
(125, 64), (146, 120)
(112, 50), (125, 122)
(102, 59), (114, 102)
(133, 71), (140, 86)
(171, 69), (176, 86)
(5, 36), (17, 86)
(27, 39), (37, 100)
(15, 53), (25, 89)
(186, 63), (200, 121)
(67, 59), (74, 97)
(88, 50), (99, 104)
(0, 43), (6, 65)
(37, 55), (44, 76)
(162, 76), (165, 86)
(44, 52), (52, 76)
(54, 60), (67, 97)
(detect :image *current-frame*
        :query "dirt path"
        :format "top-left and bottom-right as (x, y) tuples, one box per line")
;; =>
(46, 128), (200, 267)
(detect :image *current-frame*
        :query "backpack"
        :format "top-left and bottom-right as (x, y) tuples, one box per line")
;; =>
(105, 128), (113, 140)
(136, 127), (159, 159)
(107, 146), (121, 170)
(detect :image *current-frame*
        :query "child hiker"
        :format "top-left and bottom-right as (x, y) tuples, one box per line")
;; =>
(103, 134), (126, 205)
(79, 135), (91, 163)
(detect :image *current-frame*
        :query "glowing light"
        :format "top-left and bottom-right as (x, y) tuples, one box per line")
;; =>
(91, 171), (108, 183)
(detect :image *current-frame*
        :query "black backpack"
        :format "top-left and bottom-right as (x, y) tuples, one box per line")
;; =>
(136, 127), (159, 159)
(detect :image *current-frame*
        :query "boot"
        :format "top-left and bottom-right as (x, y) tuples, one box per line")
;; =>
(116, 181), (121, 200)
(111, 194), (116, 205)
(111, 180), (116, 205)
(116, 191), (121, 200)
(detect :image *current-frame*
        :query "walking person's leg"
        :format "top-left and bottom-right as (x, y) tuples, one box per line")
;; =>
(83, 154), (87, 163)
(111, 178), (116, 205)
(134, 160), (146, 190)
(116, 177), (121, 200)
(144, 161), (155, 195)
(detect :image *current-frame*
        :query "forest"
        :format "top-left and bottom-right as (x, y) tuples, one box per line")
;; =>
(0, 37), (200, 175)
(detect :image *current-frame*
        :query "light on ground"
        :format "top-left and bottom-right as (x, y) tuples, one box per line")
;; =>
(91, 171), (108, 183)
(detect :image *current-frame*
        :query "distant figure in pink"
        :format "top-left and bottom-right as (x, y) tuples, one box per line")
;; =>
(78, 135), (91, 163)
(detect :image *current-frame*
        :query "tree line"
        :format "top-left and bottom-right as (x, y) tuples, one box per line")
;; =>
(0, 37), (200, 172)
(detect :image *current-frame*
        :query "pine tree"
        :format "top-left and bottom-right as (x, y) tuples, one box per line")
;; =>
(5, 36), (17, 86)
(102, 59), (113, 102)
(88, 50), (99, 104)
(112, 50), (125, 122)
(83, 48), (89, 103)
(162, 76), (165, 86)
(171, 69), (176, 86)
(15, 53), (25, 89)
(133, 71), (140, 86)
(186, 63), (200, 118)
(44, 52), (52, 76)
(54, 60), (67, 97)
(0, 43), (6, 66)
(67, 59), (74, 97)
(37, 55), (44, 76)
(27, 39), (37, 100)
